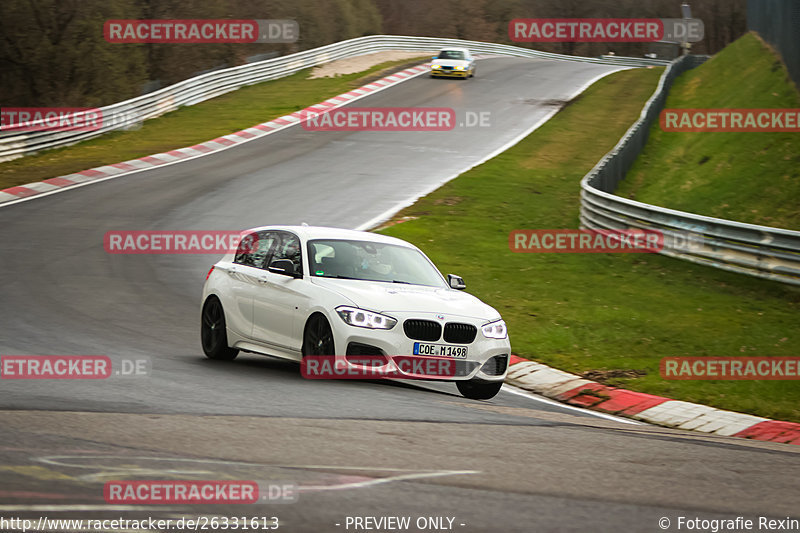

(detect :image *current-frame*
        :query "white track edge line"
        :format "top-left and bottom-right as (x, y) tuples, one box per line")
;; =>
(501, 383), (642, 425)
(0, 66), (431, 210)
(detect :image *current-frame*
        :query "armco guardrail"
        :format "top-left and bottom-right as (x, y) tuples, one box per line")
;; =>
(580, 54), (800, 286)
(0, 35), (668, 162)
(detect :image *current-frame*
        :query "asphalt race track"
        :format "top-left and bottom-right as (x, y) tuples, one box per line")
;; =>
(0, 56), (797, 532)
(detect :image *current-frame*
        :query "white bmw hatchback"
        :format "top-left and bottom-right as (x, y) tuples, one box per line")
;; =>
(201, 226), (510, 399)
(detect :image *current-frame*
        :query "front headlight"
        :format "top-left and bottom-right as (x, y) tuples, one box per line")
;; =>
(431, 64), (441, 69)
(336, 306), (397, 330)
(482, 319), (507, 339)
(455, 65), (465, 70)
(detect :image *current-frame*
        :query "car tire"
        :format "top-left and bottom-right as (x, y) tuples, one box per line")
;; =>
(201, 297), (239, 360)
(302, 314), (336, 356)
(456, 378), (502, 400)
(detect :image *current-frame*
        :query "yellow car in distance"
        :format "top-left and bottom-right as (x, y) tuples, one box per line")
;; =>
(430, 48), (475, 79)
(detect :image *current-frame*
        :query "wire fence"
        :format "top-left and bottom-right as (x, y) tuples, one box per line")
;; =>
(747, 0), (800, 87)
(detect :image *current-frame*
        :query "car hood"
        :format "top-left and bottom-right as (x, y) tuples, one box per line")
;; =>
(433, 59), (470, 68)
(310, 277), (499, 320)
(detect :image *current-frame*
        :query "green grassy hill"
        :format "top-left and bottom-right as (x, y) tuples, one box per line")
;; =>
(616, 32), (800, 229)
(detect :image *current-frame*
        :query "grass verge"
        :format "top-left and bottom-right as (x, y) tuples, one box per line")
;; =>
(379, 66), (800, 423)
(616, 33), (800, 229)
(0, 57), (428, 190)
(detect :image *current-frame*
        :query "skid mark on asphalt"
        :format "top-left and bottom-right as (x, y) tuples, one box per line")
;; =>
(35, 455), (479, 493)
(299, 469), (479, 492)
(0, 465), (72, 480)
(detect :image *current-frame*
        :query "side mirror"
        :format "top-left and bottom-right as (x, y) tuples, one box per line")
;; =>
(447, 274), (466, 290)
(268, 259), (301, 278)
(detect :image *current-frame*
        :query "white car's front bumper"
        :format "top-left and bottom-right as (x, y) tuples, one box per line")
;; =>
(329, 310), (510, 382)
(430, 67), (470, 77)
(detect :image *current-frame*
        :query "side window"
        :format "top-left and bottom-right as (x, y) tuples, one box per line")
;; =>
(234, 231), (275, 268)
(268, 232), (303, 275)
(310, 242), (335, 276)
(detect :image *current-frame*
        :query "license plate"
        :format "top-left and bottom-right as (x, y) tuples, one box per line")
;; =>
(413, 342), (468, 358)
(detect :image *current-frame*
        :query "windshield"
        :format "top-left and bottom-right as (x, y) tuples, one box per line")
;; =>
(438, 50), (466, 60)
(308, 239), (446, 287)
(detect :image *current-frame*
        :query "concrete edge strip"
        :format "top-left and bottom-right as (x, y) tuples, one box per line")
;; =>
(506, 356), (800, 445)
(0, 63), (432, 207)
